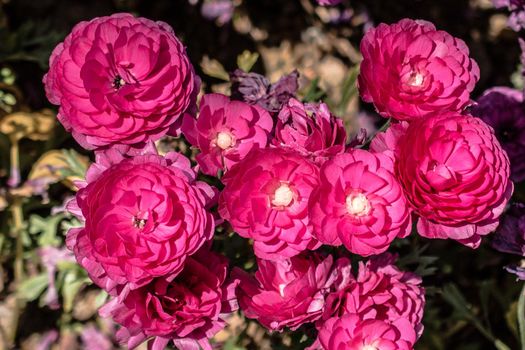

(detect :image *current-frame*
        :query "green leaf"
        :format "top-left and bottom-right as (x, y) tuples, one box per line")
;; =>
(237, 50), (259, 72)
(301, 78), (326, 103)
(336, 65), (359, 116)
(61, 271), (89, 313)
(201, 56), (230, 81)
(17, 273), (48, 301)
(28, 213), (65, 247)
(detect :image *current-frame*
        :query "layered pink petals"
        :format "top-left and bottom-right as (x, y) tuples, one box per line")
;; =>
(181, 93), (273, 176)
(44, 13), (198, 149)
(273, 98), (347, 164)
(325, 254), (425, 339)
(358, 18), (479, 121)
(100, 249), (238, 350)
(396, 113), (513, 248)
(66, 150), (215, 292)
(219, 148), (321, 260)
(233, 253), (339, 331)
(318, 315), (416, 350)
(309, 149), (412, 256)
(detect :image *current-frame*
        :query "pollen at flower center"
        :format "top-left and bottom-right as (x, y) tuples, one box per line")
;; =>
(408, 71), (424, 87)
(216, 132), (234, 150)
(271, 184), (294, 207)
(132, 216), (147, 229)
(346, 193), (371, 216)
(112, 75), (126, 89)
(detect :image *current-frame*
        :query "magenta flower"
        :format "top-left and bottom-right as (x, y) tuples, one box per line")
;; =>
(396, 113), (513, 248)
(326, 254), (425, 339)
(358, 19), (479, 121)
(233, 253), (338, 331)
(66, 150), (215, 292)
(471, 87), (525, 183)
(181, 93), (273, 176)
(219, 147), (320, 260)
(100, 249), (238, 350)
(318, 315), (416, 350)
(273, 98), (347, 164)
(44, 13), (198, 149)
(309, 149), (412, 257)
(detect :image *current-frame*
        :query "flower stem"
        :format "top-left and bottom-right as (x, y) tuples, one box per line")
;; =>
(518, 283), (525, 350)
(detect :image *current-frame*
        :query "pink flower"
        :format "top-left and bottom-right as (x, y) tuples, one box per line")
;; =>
(181, 93), (273, 176)
(326, 254), (425, 338)
(395, 113), (513, 248)
(44, 13), (198, 149)
(219, 147), (320, 260)
(273, 98), (347, 164)
(100, 249), (238, 350)
(66, 149), (215, 292)
(233, 253), (338, 331)
(309, 149), (412, 256)
(358, 19), (479, 121)
(318, 315), (416, 350)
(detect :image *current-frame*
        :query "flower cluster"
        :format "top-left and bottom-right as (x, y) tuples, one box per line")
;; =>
(46, 13), (513, 349)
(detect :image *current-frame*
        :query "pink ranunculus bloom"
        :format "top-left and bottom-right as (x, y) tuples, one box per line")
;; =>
(325, 254), (425, 339)
(181, 93), (273, 176)
(309, 149), (412, 256)
(219, 147), (321, 260)
(232, 253), (339, 331)
(100, 249), (238, 350)
(318, 315), (416, 350)
(66, 149), (215, 293)
(358, 18), (480, 121)
(44, 13), (198, 150)
(396, 113), (513, 248)
(273, 98), (347, 164)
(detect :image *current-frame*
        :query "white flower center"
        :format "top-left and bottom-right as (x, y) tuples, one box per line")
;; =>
(278, 283), (286, 297)
(346, 193), (371, 216)
(361, 345), (378, 350)
(216, 132), (234, 150)
(271, 184), (294, 207)
(408, 71), (424, 87)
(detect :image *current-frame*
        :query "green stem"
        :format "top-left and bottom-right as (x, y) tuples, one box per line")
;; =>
(518, 283), (525, 350)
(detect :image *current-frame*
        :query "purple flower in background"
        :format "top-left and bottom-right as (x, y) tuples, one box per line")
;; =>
(201, 0), (234, 25)
(493, 0), (525, 31)
(230, 69), (299, 113)
(39, 246), (75, 309)
(492, 203), (525, 280)
(471, 87), (525, 182)
(317, 0), (342, 6)
(492, 203), (525, 255)
(81, 325), (113, 350)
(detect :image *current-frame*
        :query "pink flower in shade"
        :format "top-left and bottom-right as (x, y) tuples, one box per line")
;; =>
(219, 147), (321, 260)
(233, 253), (339, 331)
(181, 93), (273, 176)
(395, 113), (513, 248)
(43, 13), (198, 150)
(308, 149), (412, 257)
(66, 149), (215, 293)
(273, 98), (347, 164)
(358, 18), (480, 121)
(318, 315), (416, 350)
(100, 249), (238, 350)
(325, 254), (425, 339)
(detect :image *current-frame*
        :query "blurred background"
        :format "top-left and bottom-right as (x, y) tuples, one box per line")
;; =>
(0, 0), (523, 349)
